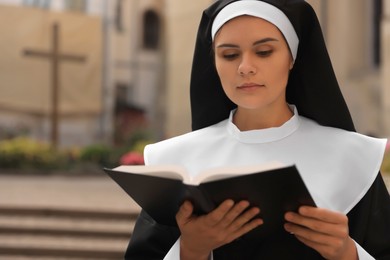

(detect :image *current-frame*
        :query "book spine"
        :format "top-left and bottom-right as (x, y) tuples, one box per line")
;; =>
(185, 185), (215, 215)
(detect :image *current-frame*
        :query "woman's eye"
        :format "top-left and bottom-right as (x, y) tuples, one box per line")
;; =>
(223, 53), (239, 60)
(257, 50), (273, 57)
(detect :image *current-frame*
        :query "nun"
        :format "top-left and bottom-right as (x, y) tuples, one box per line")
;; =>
(125, 0), (390, 259)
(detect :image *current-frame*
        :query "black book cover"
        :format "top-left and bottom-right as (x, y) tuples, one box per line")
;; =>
(104, 164), (316, 239)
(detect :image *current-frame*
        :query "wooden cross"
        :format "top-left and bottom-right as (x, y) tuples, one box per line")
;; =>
(23, 22), (87, 149)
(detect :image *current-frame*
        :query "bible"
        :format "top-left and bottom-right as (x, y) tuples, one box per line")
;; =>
(104, 162), (316, 237)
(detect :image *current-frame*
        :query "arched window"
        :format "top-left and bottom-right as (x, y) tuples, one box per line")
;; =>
(142, 10), (160, 50)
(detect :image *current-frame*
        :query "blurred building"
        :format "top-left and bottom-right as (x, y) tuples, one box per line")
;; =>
(0, 0), (388, 149)
(309, 0), (387, 137)
(0, 0), (165, 148)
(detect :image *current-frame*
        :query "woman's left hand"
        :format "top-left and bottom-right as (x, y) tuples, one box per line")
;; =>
(284, 206), (357, 260)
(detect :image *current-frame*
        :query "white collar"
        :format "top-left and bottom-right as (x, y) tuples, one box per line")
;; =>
(227, 106), (300, 144)
(145, 106), (387, 213)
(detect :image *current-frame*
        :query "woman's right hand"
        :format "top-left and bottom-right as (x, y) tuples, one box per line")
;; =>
(176, 199), (263, 260)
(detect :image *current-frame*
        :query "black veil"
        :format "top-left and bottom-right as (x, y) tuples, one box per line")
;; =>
(190, 0), (355, 132)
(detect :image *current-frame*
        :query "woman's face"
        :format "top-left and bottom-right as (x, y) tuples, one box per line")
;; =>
(214, 15), (293, 112)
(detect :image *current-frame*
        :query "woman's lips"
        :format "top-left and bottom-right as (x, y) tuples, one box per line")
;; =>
(237, 83), (265, 90)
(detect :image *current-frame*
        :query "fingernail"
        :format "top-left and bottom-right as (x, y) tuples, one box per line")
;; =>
(284, 223), (293, 234)
(299, 206), (308, 214)
(183, 201), (191, 209)
(226, 199), (234, 207)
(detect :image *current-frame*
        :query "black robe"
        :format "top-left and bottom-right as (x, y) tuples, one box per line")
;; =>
(125, 174), (390, 260)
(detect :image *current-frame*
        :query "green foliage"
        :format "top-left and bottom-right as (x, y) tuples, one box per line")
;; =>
(0, 129), (155, 173)
(0, 137), (67, 169)
(80, 144), (111, 165)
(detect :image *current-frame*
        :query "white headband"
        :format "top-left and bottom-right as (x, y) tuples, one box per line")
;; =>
(211, 0), (299, 60)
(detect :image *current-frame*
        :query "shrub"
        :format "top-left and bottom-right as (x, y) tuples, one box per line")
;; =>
(0, 137), (66, 169)
(79, 144), (112, 166)
(0, 132), (154, 173)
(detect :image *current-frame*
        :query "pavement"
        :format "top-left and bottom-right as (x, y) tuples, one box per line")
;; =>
(0, 171), (141, 214)
(0, 171), (142, 260)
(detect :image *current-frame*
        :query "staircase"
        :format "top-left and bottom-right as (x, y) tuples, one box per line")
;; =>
(0, 206), (139, 260)
(0, 171), (387, 260)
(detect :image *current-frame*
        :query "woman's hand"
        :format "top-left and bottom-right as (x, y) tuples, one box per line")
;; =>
(176, 199), (263, 260)
(284, 206), (357, 260)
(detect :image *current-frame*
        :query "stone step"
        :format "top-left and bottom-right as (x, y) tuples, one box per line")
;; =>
(0, 206), (137, 237)
(0, 224), (131, 238)
(0, 206), (139, 259)
(0, 206), (139, 220)
(0, 236), (126, 259)
(0, 257), (101, 260)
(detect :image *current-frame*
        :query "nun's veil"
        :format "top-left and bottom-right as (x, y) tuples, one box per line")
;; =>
(190, 0), (355, 132)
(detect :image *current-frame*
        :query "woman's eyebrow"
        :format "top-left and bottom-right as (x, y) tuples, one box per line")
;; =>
(253, 37), (279, 45)
(216, 43), (239, 48)
(216, 37), (279, 49)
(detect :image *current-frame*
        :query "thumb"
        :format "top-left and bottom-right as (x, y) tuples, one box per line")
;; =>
(176, 200), (193, 224)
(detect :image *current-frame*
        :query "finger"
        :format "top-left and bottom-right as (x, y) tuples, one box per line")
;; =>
(227, 205), (262, 231)
(294, 233), (343, 260)
(176, 201), (194, 226)
(205, 199), (235, 226)
(285, 210), (348, 237)
(294, 233), (327, 252)
(284, 222), (334, 244)
(285, 212), (331, 236)
(217, 200), (251, 228)
(229, 216), (264, 241)
(298, 207), (347, 225)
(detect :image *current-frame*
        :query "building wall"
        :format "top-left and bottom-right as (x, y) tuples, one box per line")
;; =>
(325, 1), (383, 135)
(0, 2), (104, 148)
(164, 0), (212, 137)
(0, 0), (166, 146)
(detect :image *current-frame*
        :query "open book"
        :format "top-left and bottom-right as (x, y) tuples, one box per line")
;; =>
(104, 162), (316, 237)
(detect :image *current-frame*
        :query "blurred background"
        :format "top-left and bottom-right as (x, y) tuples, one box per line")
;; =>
(0, 0), (389, 168)
(0, 0), (389, 259)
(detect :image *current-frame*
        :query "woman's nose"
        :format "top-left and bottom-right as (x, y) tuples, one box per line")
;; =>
(238, 55), (257, 76)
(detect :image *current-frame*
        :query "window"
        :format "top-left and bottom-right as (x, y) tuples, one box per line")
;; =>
(373, 0), (382, 66)
(142, 10), (160, 50)
(64, 0), (86, 13)
(23, 0), (50, 8)
(115, 83), (131, 105)
(115, 0), (124, 33)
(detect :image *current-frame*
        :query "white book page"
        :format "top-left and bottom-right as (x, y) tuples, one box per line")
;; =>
(192, 161), (287, 185)
(113, 161), (287, 186)
(113, 165), (190, 182)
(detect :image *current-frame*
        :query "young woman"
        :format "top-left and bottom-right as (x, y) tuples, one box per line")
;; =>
(125, 1), (390, 259)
